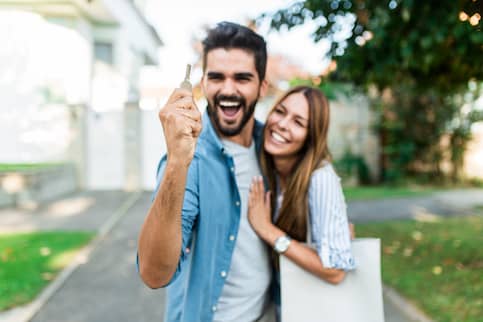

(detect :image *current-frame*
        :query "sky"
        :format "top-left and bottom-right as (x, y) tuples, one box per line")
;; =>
(144, 0), (332, 87)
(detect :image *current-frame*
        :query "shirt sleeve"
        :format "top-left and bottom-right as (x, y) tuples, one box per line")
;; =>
(308, 164), (356, 271)
(138, 154), (200, 286)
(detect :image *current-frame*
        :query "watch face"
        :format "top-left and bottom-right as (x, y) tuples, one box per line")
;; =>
(275, 236), (291, 253)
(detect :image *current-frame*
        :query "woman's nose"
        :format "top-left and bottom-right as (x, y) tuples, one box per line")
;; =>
(277, 116), (290, 129)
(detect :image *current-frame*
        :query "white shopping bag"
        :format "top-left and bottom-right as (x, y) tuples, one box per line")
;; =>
(280, 238), (385, 322)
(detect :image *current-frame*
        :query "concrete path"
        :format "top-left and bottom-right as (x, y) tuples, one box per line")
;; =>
(29, 193), (165, 322)
(2, 188), (481, 322)
(348, 188), (483, 223)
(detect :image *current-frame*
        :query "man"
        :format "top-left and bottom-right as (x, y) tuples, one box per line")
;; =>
(137, 22), (273, 322)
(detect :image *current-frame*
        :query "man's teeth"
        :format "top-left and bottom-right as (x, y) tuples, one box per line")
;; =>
(271, 132), (287, 143)
(219, 101), (240, 107)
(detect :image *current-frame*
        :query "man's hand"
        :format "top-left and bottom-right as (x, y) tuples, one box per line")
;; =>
(159, 88), (202, 168)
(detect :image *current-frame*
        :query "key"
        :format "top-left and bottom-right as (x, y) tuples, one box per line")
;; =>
(179, 64), (192, 91)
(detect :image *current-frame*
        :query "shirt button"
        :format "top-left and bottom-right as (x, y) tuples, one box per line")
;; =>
(229, 235), (235, 241)
(220, 271), (227, 278)
(235, 201), (240, 206)
(212, 305), (217, 312)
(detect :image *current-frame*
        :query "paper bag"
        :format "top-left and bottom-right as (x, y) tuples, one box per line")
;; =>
(280, 238), (384, 322)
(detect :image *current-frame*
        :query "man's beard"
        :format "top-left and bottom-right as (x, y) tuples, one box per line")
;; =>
(207, 93), (258, 137)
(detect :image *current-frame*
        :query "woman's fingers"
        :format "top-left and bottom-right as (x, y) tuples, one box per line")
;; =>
(249, 177), (257, 205)
(265, 190), (271, 205)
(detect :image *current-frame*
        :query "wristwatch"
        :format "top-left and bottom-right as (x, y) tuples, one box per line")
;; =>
(274, 235), (291, 254)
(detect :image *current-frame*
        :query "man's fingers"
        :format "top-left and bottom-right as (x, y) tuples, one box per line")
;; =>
(167, 96), (196, 111)
(176, 108), (201, 122)
(166, 88), (199, 111)
(167, 88), (192, 104)
(190, 119), (202, 137)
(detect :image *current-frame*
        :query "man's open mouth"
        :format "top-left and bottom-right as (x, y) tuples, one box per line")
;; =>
(218, 100), (242, 117)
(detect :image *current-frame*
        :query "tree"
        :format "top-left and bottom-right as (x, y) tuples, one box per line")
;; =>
(262, 0), (483, 182)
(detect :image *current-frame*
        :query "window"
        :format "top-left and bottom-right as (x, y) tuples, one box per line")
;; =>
(94, 42), (113, 65)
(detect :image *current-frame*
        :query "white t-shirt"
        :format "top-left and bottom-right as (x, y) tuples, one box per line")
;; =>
(213, 140), (272, 322)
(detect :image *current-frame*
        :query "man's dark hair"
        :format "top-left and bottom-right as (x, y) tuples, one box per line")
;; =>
(202, 21), (267, 81)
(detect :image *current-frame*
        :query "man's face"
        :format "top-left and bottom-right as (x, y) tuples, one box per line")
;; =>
(202, 48), (266, 137)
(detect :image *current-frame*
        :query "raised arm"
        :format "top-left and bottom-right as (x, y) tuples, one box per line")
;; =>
(137, 88), (201, 288)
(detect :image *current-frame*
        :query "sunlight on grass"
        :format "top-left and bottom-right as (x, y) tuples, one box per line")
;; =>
(343, 186), (438, 201)
(0, 231), (94, 311)
(0, 163), (65, 172)
(357, 215), (482, 322)
(48, 249), (80, 270)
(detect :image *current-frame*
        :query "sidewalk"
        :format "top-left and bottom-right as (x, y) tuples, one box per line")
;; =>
(3, 188), (481, 321)
(348, 188), (483, 223)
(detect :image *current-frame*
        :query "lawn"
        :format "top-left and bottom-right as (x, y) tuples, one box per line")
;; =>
(357, 215), (482, 322)
(343, 185), (438, 201)
(0, 163), (64, 173)
(0, 231), (95, 311)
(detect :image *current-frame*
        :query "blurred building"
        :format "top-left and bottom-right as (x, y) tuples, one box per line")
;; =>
(0, 0), (162, 190)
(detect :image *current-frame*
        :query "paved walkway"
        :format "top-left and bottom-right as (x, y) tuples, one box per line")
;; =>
(1, 188), (481, 322)
(348, 189), (483, 223)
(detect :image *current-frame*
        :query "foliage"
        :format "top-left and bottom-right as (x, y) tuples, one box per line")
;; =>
(289, 78), (354, 100)
(357, 215), (483, 322)
(0, 231), (94, 311)
(262, 0), (483, 182)
(334, 150), (371, 184)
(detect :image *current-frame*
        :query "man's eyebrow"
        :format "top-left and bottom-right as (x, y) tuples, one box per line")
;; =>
(206, 72), (224, 77)
(234, 72), (255, 78)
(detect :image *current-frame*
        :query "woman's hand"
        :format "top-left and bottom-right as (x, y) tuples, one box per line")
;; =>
(247, 176), (272, 237)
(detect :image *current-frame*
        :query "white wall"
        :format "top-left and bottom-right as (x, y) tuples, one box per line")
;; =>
(141, 109), (165, 190)
(86, 111), (124, 189)
(464, 122), (483, 179)
(102, 0), (159, 63)
(0, 11), (91, 163)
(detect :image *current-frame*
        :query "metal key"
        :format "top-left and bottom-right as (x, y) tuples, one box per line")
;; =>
(179, 64), (192, 91)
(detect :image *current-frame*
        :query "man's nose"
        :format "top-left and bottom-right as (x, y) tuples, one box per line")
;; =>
(220, 79), (237, 95)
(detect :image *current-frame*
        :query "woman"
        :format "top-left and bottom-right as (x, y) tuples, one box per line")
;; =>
(247, 86), (355, 315)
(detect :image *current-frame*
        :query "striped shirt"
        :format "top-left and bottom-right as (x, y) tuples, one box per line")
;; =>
(276, 163), (355, 270)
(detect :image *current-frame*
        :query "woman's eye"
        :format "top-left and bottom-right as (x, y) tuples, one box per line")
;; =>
(274, 108), (284, 114)
(295, 120), (306, 127)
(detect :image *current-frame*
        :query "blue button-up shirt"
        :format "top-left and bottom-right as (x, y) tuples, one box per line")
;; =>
(153, 112), (264, 322)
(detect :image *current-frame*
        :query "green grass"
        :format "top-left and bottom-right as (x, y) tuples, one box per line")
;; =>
(357, 215), (483, 322)
(0, 163), (64, 173)
(0, 231), (95, 311)
(343, 185), (439, 201)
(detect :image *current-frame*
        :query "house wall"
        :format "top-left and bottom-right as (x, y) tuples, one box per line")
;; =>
(464, 122), (483, 180)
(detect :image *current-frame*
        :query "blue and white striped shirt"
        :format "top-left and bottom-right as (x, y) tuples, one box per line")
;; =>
(276, 163), (355, 270)
(307, 164), (355, 270)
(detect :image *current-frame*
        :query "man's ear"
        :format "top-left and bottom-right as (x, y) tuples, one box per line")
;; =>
(259, 79), (269, 98)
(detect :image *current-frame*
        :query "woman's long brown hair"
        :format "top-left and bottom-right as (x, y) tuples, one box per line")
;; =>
(260, 86), (331, 242)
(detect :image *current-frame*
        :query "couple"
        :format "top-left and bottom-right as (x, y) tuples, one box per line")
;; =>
(137, 21), (355, 322)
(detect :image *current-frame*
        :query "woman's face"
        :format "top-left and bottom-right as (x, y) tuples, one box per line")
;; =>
(264, 92), (309, 161)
